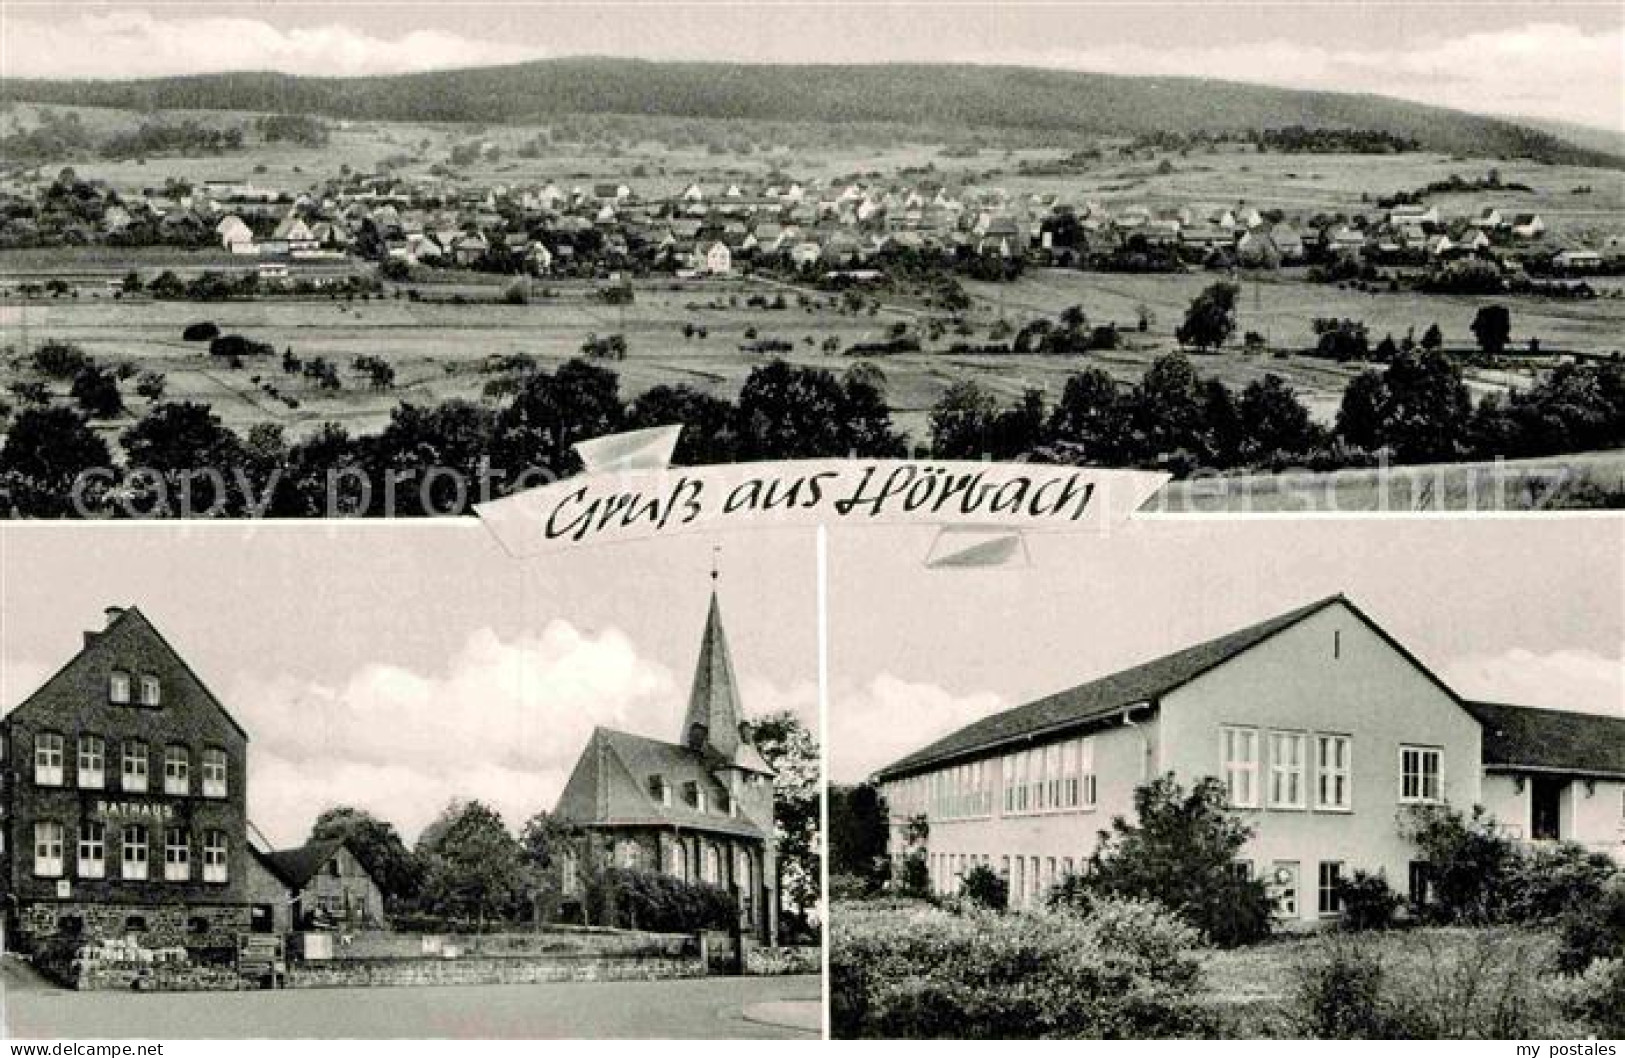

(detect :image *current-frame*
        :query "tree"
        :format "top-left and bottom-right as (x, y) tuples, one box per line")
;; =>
(0, 406), (112, 517)
(828, 783), (891, 888)
(1046, 367), (1131, 464)
(491, 358), (624, 480)
(368, 399), (498, 515)
(119, 401), (249, 516)
(1381, 348), (1473, 463)
(929, 380), (998, 459)
(70, 364), (123, 419)
(1336, 370), (1389, 452)
(1238, 374), (1320, 461)
(734, 360), (895, 460)
(625, 384), (738, 465)
(1470, 304), (1512, 358)
(310, 806), (421, 907)
(1420, 323), (1444, 351)
(416, 800), (525, 929)
(518, 810), (586, 925)
(1083, 775), (1274, 947)
(1129, 353), (1207, 463)
(1175, 281), (1240, 351)
(750, 710), (821, 938)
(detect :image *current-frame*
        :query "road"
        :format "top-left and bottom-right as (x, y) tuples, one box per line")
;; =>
(0, 959), (822, 1039)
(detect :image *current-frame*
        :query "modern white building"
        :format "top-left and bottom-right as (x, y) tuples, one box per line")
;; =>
(875, 595), (1625, 924)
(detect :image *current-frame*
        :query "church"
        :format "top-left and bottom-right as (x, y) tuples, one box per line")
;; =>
(553, 584), (780, 945)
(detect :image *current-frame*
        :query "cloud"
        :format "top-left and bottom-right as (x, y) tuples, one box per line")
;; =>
(1441, 646), (1625, 717)
(226, 619), (803, 847)
(996, 22), (1623, 130)
(2, 11), (545, 79)
(829, 674), (1005, 784)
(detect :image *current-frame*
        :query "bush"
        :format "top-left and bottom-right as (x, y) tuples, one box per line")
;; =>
(600, 867), (737, 933)
(1557, 958), (1625, 1038)
(1292, 933), (1391, 1038)
(209, 335), (274, 359)
(958, 864), (1007, 911)
(182, 321), (220, 342)
(1399, 803), (1518, 923)
(830, 899), (1215, 1039)
(1502, 842), (1616, 923)
(1079, 775), (1274, 947)
(745, 945), (820, 976)
(1291, 928), (1557, 1039)
(1555, 875), (1625, 973)
(1335, 870), (1403, 932)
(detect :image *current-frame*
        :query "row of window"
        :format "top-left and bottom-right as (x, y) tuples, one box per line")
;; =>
(645, 775), (736, 818)
(33, 822), (229, 883)
(1221, 729), (1442, 810)
(897, 731), (1447, 822)
(888, 736), (1100, 821)
(108, 671), (162, 707)
(32, 734), (228, 797)
(930, 850), (1353, 918)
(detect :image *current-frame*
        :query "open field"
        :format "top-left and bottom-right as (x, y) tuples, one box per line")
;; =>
(4, 264), (1622, 447)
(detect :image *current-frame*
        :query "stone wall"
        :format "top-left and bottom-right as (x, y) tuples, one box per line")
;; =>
(295, 927), (694, 961)
(283, 952), (704, 989)
(18, 900), (250, 950)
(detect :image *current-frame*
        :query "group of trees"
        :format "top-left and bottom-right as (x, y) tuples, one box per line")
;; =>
(929, 346), (1625, 473)
(0, 353), (906, 517)
(297, 709), (818, 936)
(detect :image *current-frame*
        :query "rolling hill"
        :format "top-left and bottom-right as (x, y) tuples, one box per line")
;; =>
(1, 58), (1617, 167)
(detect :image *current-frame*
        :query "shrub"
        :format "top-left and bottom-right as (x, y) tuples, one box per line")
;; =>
(830, 900), (1215, 1038)
(1502, 842), (1616, 923)
(1291, 928), (1556, 1039)
(958, 864), (1007, 911)
(745, 945), (820, 976)
(1555, 875), (1625, 973)
(31, 340), (92, 379)
(1557, 958), (1625, 1038)
(1080, 775), (1274, 947)
(601, 867), (737, 934)
(181, 321), (219, 342)
(1335, 870), (1403, 932)
(1292, 933), (1391, 1038)
(1399, 803), (1518, 923)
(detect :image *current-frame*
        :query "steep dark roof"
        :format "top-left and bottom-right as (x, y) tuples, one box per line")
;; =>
(877, 593), (1470, 781)
(1464, 701), (1625, 778)
(7, 606), (250, 742)
(263, 838), (345, 889)
(553, 727), (771, 841)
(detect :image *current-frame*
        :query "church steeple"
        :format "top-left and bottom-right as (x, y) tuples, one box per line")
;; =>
(682, 584), (746, 762)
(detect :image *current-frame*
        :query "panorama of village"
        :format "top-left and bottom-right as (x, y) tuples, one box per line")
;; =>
(0, 99), (1622, 516)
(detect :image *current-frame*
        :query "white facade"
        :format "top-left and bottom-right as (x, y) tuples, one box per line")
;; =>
(879, 598), (1622, 924)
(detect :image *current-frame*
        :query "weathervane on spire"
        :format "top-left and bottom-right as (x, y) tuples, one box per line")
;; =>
(711, 545), (721, 583)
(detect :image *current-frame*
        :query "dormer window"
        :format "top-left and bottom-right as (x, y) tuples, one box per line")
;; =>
(109, 671), (131, 704)
(647, 776), (671, 806)
(140, 676), (161, 706)
(716, 789), (733, 817)
(682, 780), (706, 813)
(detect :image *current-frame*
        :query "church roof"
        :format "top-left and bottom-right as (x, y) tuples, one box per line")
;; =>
(553, 727), (771, 840)
(682, 591), (772, 774)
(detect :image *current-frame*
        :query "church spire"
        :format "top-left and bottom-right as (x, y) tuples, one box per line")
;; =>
(682, 576), (745, 763)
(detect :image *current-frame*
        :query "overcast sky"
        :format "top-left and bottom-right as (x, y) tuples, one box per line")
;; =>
(0, 2), (1620, 130)
(828, 516), (1625, 782)
(0, 523), (818, 848)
